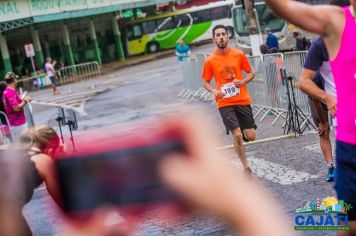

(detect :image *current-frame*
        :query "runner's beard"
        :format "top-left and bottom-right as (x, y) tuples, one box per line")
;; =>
(217, 41), (227, 49)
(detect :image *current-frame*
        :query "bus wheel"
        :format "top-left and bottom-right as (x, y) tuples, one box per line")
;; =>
(147, 42), (159, 53)
(226, 26), (234, 39)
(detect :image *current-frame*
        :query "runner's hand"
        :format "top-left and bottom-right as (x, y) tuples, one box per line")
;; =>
(213, 89), (225, 98)
(318, 122), (329, 137)
(324, 94), (336, 117)
(233, 79), (245, 88)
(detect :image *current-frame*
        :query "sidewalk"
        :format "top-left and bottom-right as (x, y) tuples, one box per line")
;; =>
(101, 49), (175, 74)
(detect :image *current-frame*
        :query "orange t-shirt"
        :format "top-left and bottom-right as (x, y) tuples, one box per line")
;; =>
(202, 48), (253, 108)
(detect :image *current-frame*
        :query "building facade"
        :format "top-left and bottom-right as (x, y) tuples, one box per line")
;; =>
(0, 0), (172, 79)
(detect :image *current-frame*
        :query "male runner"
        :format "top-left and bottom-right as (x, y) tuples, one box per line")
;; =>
(202, 25), (256, 177)
(299, 37), (336, 182)
(264, 0), (356, 233)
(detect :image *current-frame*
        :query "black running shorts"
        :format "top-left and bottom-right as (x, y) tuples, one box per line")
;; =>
(308, 98), (329, 126)
(218, 105), (256, 135)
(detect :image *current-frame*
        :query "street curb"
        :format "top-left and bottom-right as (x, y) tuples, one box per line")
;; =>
(101, 50), (175, 74)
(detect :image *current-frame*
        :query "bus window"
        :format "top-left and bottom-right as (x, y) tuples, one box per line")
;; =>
(128, 24), (143, 40)
(156, 17), (176, 32)
(211, 6), (230, 20)
(142, 20), (156, 34)
(233, 7), (249, 36)
(191, 9), (212, 23)
(174, 14), (191, 27)
(256, 4), (284, 32)
(233, 4), (284, 35)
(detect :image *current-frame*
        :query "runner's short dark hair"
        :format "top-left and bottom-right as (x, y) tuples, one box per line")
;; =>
(212, 25), (227, 37)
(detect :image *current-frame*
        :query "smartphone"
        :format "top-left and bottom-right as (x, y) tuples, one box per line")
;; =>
(21, 91), (28, 99)
(55, 125), (187, 219)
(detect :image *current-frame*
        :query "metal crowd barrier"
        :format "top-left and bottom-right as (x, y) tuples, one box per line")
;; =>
(58, 61), (101, 89)
(180, 51), (313, 128)
(247, 53), (287, 125)
(178, 53), (216, 102)
(17, 61), (101, 92)
(0, 111), (13, 144)
(17, 73), (50, 92)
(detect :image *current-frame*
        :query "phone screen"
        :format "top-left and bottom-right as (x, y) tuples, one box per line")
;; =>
(55, 138), (185, 213)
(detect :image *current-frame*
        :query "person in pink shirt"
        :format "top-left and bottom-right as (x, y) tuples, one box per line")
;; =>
(264, 0), (356, 234)
(3, 72), (31, 140)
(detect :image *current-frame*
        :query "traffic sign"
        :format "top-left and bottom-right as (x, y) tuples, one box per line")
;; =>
(24, 43), (35, 58)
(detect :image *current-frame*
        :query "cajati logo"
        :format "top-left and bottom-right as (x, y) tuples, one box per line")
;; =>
(294, 197), (352, 231)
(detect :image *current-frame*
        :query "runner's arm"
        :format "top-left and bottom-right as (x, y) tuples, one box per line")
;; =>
(299, 69), (327, 101)
(299, 68), (336, 116)
(204, 80), (224, 98)
(264, 0), (338, 36)
(243, 71), (255, 84)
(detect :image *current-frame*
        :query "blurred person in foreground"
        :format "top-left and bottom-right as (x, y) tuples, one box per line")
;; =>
(0, 149), (32, 236)
(202, 25), (256, 178)
(3, 72), (31, 140)
(264, 0), (356, 234)
(8, 125), (62, 235)
(60, 115), (296, 236)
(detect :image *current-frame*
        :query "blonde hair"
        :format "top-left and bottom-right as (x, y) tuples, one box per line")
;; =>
(18, 125), (60, 152)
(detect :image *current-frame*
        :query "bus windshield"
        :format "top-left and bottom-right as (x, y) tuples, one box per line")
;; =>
(233, 4), (285, 36)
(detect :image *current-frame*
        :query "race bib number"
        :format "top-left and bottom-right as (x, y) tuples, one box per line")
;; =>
(221, 83), (240, 98)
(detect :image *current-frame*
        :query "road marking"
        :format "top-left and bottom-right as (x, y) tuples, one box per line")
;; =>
(216, 134), (294, 150)
(31, 101), (87, 116)
(230, 158), (319, 185)
(305, 143), (336, 156)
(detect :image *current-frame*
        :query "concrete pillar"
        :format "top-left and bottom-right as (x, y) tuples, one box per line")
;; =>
(62, 25), (75, 65)
(112, 17), (125, 62)
(0, 34), (13, 73)
(16, 48), (22, 67)
(30, 25), (44, 66)
(44, 41), (51, 59)
(89, 20), (102, 65)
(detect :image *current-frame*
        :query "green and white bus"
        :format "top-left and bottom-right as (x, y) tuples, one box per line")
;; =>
(122, 0), (235, 56)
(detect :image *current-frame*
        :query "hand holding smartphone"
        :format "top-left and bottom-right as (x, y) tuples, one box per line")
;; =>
(21, 91), (28, 100)
(55, 120), (188, 221)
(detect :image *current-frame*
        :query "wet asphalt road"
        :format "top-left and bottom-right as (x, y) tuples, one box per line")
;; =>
(24, 43), (337, 236)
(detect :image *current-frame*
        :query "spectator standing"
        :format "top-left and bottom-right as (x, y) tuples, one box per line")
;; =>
(45, 57), (58, 95)
(265, 28), (279, 52)
(293, 31), (311, 51)
(3, 72), (31, 140)
(175, 40), (190, 62)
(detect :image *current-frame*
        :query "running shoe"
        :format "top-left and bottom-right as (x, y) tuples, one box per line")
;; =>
(325, 165), (335, 182)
